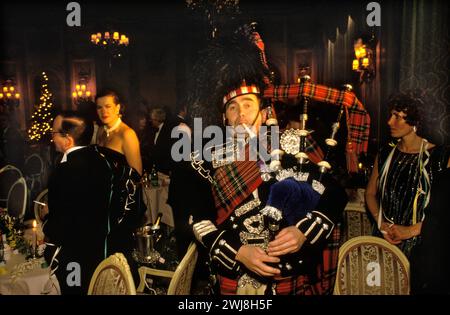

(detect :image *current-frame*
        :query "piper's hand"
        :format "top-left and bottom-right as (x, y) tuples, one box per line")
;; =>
(267, 226), (306, 256)
(235, 245), (281, 277)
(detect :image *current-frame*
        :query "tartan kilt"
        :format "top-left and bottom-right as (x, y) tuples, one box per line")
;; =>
(218, 223), (341, 295)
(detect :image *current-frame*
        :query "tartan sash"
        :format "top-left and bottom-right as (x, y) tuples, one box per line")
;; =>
(264, 82), (370, 172)
(212, 159), (263, 225)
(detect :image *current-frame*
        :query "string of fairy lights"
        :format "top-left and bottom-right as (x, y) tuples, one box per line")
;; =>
(27, 72), (54, 141)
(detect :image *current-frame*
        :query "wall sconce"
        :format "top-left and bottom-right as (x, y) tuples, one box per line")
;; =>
(352, 36), (376, 84)
(0, 79), (20, 113)
(72, 78), (92, 101)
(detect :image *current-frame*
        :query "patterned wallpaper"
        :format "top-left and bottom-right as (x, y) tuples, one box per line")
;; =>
(398, 0), (449, 145)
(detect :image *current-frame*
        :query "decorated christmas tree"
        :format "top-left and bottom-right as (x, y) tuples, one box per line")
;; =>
(28, 72), (53, 142)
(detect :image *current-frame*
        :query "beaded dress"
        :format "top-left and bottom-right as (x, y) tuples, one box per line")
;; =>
(375, 144), (449, 257)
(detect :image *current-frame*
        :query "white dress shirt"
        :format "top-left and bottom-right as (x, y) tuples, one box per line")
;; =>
(61, 146), (86, 163)
(154, 122), (164, 145)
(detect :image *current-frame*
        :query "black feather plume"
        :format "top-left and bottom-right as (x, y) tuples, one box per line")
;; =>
(187, 23), (270, 127)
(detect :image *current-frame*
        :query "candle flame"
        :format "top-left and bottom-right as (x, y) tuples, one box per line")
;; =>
(33, 220), (37, 228)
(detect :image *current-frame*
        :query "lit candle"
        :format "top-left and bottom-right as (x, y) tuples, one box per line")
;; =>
(359, 46), (367, 58)
(32, 220), (37, 257)
(362, 57), (369, 68)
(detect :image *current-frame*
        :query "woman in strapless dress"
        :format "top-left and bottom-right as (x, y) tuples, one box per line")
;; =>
(95, 89), (142, 175)
(94, 89), (146, 280)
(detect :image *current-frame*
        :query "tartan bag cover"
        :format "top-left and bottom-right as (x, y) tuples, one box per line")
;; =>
(264, 82), (370, 172)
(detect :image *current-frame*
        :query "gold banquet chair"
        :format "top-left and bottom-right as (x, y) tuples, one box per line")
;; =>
(341, 188), (373, 243)
(33, 188), (48, 225)
(334, 236), (410, 295)
(0, 164), (23, 208)
(88, 253), (136, 295)
(137, 242), (198, 295)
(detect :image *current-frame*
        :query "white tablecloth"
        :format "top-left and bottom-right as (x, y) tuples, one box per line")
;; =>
(0, 253), (60, 295)
(344, 188), (366, 212)
(142, 173), (174, 227)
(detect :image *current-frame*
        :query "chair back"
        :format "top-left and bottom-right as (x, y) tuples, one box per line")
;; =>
(33, 188), (48, 225)
(24, 153), (45, 195)
(334, 236), (410, 295)
(88, 253), (136, 295)
(6, 177), (27, 220)
(0, 165), (23, 207)
(136, 242), (198, 295)
(341, 188), (373, 244)
(342, 210), (373, 243)
(24, 153), (44, 176)
(167, 242), (198, 295)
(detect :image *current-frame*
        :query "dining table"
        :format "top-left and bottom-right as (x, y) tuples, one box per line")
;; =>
(142, 172), (174, 228)
(0, 220), (60, 295)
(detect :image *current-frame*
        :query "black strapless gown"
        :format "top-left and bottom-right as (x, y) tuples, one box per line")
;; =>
(94, 146), (147, 258)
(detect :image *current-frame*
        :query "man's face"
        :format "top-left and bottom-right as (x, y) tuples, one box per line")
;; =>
(150, 112), (161, 128)
(138, 117), (147, 130)
(51, 115), (68, 153)
(224, 94), (264, 135)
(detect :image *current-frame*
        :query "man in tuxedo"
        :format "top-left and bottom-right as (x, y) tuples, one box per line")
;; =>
(149, 107), (177, 175)
(43, 111), (112, 294)
(173, 103), (188, 126)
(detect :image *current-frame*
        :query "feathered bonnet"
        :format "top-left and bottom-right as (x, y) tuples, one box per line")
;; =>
(187, 23), (271, 126)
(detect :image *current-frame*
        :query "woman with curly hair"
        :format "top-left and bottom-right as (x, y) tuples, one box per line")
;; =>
(365, 90), (450, 257)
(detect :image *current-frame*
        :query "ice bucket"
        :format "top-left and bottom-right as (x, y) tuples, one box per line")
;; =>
(134, 225), (160, 259)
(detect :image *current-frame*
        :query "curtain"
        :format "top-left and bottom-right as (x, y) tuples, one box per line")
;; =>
(381, 0), (449, 145)
(398, 0), (449, 145)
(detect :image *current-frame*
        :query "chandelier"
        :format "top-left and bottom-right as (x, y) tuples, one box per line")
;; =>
(186, 0), (241, 38)
(352, 36), (376, 84)
(90, 31), (130, 59)
(0, 79), (20, 113)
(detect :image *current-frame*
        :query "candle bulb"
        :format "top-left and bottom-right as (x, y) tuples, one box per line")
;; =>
(32, 220), (37, 258)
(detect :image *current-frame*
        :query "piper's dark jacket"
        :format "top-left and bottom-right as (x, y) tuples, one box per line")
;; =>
(190, 147), (348, 283)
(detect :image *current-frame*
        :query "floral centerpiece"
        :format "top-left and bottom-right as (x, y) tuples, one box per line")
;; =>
(0, 208), (30, 255)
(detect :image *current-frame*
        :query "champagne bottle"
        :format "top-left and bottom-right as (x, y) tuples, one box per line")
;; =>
(152, 213), (163, 230)
(150, 164), (159, 187)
